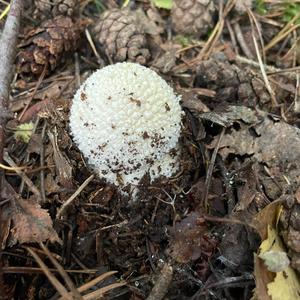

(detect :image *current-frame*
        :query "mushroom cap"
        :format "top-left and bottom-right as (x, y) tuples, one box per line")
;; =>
(70, 62), (183, 188)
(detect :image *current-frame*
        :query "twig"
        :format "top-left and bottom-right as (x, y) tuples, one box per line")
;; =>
(225, 20), (238, 54)
(0, 0), (23, 187)
(18, 65), (47, 121)
(40, 121), (47, 202)
(264, 19), (300, 52)
(235, 55), (299, 79)
(2, 267), (98, 274)
(56, 174), (95, 218)
(247, 9), (278, 107)
(57, 271), (120, 300)
(146, 262), (173, 300)
(203, 215), (257, 231)
(294, 73), (300, 113)
(85, 28), (104, 66)
(26, 247), (73, 300)
(74, 52), (81, 89)
(3, 151), (42, 199)
(204, 128), (225, 211)
(18, 116), (40, 195)
(39, 243), (83, 300)
(82, 282), (126, 300)
(233, 22), (254, 59)
(251, 27), (278, 106)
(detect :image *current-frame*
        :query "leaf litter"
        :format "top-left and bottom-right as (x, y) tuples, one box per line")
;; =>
(1, 1), (300, 299)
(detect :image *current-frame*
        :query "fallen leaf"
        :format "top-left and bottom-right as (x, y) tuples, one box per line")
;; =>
(207, 106), (300, 197)
(0, 207), (11, 250)
(258, 226), (300, 300)
(48, 128), (73, 189)
(27, 133), (43, 154)
(168, 212), (216, 263)
(252, 200), (282, 240)
(8, 196), (59, 245)
(253, 255), (273, 300)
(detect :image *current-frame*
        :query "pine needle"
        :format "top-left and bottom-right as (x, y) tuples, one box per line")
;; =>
(0, 4), (10, 20)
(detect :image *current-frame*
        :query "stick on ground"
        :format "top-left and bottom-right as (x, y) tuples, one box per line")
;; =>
(0, 0), (23, 187)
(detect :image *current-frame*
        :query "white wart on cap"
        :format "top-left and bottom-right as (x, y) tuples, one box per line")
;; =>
(70, 62), (183, 191)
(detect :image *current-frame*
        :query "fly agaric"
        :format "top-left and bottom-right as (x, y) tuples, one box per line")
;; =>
(70, 62), (183, 194)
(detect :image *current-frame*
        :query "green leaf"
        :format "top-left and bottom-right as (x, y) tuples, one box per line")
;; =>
(152, 0), (172, 10)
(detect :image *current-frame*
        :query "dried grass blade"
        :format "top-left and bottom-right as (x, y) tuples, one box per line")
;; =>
(26, 247), (72, 300)
(251, 31), (278, 106)
(83, 282), (126, 300)
(57, 271), (120, 300)
(3, 152), (42, 198)
(40, 243), (83, 300)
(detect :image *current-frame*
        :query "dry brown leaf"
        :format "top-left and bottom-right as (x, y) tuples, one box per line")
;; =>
(168, 212), (216, 263)
(9, 196), (59, 245)
(0, 207), (11, 250)
(207, 106), (300, 189)
(252, 200), (282, 240)
(48, 128), (73, 189)
(253, 255), (273, 300)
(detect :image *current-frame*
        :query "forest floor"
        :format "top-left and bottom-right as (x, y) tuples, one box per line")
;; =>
(0, 0), (300, 299)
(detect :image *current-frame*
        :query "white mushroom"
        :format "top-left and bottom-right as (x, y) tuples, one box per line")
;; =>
(70, 62), (183, 193)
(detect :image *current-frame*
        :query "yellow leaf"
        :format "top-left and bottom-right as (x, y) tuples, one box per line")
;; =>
(267, 269), (300, 300)
(258, 226), (300, 300)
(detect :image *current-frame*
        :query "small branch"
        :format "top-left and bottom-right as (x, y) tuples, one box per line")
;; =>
(56, 174), (95, 219)
(0, 0), (23, 188)
(146, 262), (173, 300)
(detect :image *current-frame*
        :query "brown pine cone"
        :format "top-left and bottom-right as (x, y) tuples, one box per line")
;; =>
(171, 0), (216, 38)
(34, 0), (78, 19)
(16, 16), (81, 76)
(93, 9), (150, 65)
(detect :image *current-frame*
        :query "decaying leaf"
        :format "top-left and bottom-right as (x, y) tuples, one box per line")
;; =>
(9, 197), (60, 245)
(1, 179), (59, 246)
(252, 200), (282, 240)
(250, 193), (300, 299)
(48, 128), (73, 189)
(0, 207), (11, 250)
(207, 106), (300, 190)
(256, 226), (300, 300)
(168, 212), (216, 263)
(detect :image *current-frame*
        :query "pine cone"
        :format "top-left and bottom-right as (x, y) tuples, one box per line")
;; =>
(34, 0), (78, 19)
(171, 0), (216, 38)
(17, 16), (80, 76)
(93, 9), (150, 65)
